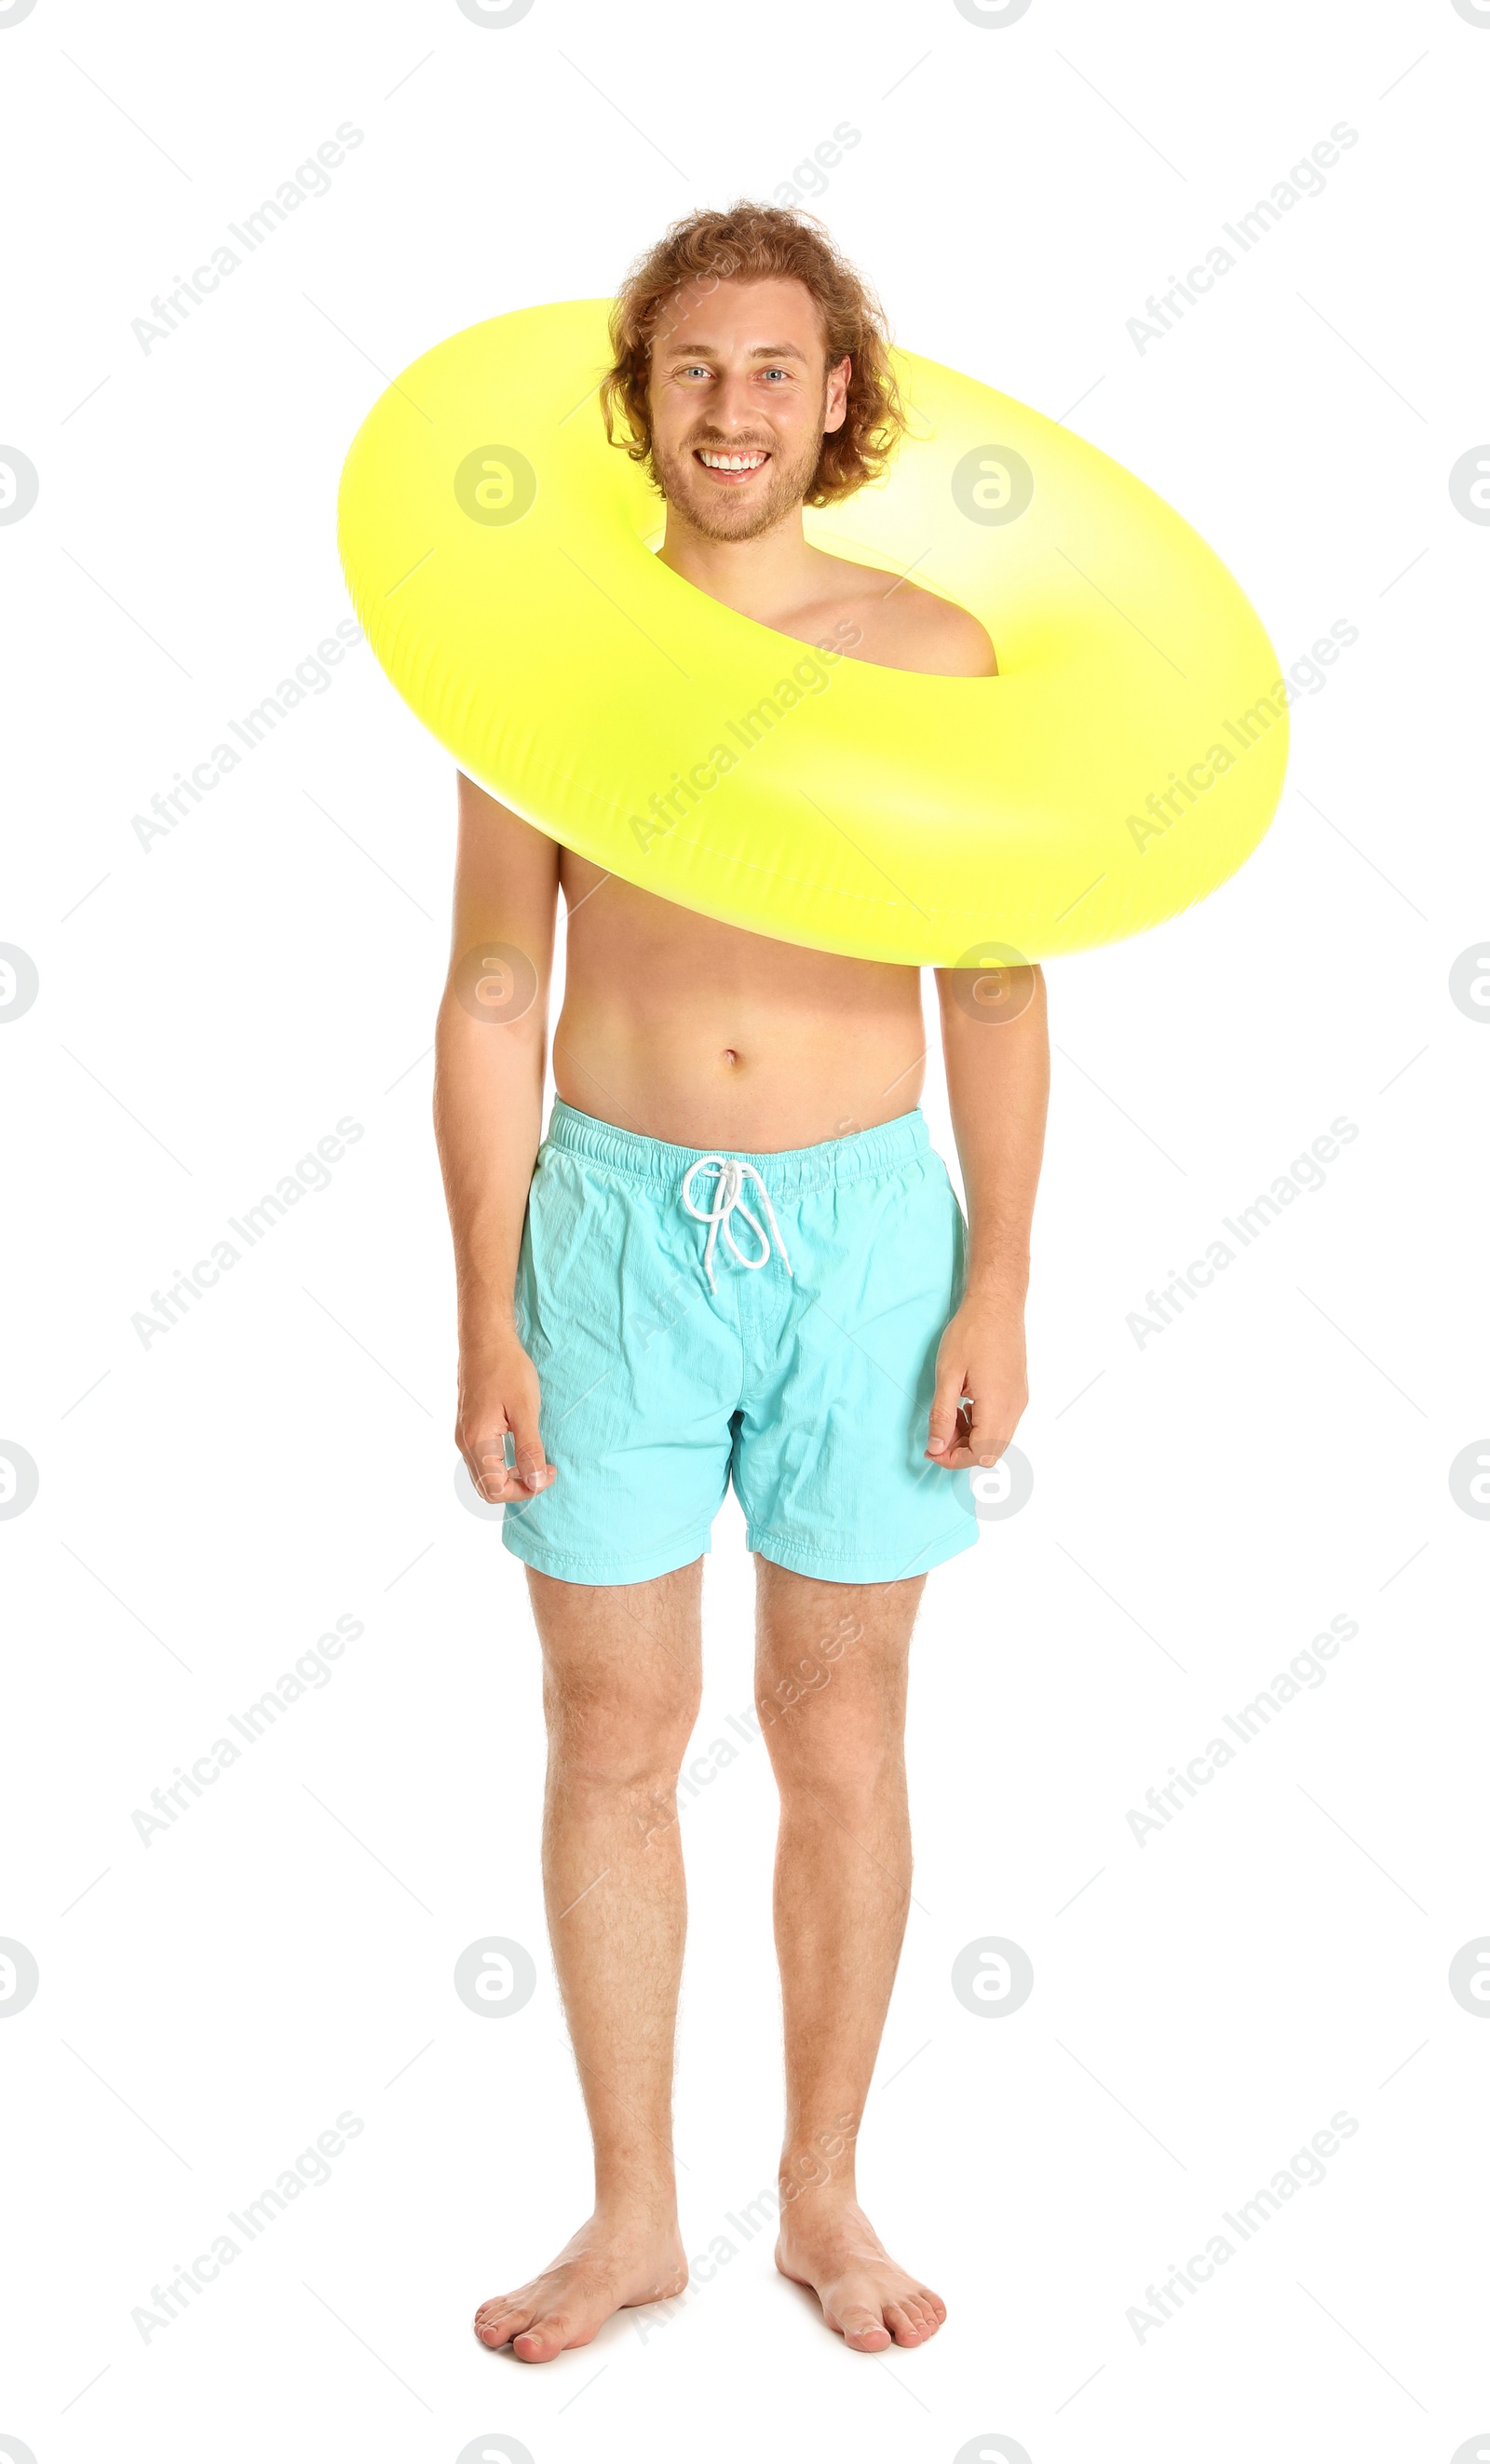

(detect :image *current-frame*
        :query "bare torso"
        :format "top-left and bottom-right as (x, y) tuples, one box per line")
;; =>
(549, 548), (996, 1151)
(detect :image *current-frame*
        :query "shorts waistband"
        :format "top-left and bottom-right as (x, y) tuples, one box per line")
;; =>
(542, 1098), (930, 1198)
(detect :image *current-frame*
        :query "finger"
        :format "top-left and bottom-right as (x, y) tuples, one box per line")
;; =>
(964, 1399), (1010, 1469)
(459, 1415), (539, 1505)
(925, 1359), (969, 1458)
(938, 1427), (1011, 1472)
(476, 1466), (551, 1502)
(463, 1420), (515, 1502)
(468, 1453), (552, 1504)
(507, 1399), (552, 1496)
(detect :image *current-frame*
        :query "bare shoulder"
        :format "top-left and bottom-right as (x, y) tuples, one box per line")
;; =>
(889, 580), (998, 678)
(811, 553), (997, 679)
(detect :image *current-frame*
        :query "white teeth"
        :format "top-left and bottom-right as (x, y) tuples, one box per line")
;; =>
(698, 450), (766, 470)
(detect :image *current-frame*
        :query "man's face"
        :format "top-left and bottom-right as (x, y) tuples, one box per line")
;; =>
(644, 275), (850, 542)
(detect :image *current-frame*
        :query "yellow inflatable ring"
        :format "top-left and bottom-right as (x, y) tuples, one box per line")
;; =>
(337, 299), (1287, 965)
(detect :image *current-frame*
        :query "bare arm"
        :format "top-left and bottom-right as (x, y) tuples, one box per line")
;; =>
(434, 771), (561, 1502)
(924, 958), (1050, 1471)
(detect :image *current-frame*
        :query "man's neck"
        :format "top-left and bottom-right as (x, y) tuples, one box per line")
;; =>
(656, 509), (820, 629)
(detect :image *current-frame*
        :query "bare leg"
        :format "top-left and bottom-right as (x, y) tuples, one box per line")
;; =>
(755, 1558), (947, 2353)
(474, 1560), (702, 2361)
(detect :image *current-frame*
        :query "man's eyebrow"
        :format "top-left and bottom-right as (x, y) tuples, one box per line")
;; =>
(664, 341), (812, 363)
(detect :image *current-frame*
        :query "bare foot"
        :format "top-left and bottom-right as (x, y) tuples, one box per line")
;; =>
(474, 2210), (689, 2362)
(776, 2196), (946, 2352)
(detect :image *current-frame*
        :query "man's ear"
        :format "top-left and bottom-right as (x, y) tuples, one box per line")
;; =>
(823, 353), (851, 435)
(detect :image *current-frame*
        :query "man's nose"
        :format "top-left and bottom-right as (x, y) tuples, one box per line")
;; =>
(707, 370), (766, 429)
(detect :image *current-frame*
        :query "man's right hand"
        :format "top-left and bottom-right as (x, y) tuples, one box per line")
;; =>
(456, 1332), (557, 1504)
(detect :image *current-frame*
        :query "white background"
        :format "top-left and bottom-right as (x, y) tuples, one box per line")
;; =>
(2, 1), (1486, 2458)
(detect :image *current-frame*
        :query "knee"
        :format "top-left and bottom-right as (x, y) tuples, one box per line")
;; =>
(549, 1705), (697, 1858)
(763, 1705), (901, 1823)
(545, 1677), (698, 1798)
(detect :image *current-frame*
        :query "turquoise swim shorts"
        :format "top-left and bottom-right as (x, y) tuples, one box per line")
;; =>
(501, 1099), (977, 1587)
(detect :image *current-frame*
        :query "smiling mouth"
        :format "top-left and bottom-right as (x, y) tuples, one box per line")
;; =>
(693, 446), (771, 483)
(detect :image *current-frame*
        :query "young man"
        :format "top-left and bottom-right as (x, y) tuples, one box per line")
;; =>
(440, 205), (1049, 2361)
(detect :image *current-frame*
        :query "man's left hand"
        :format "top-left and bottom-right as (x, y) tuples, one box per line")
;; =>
(925, 1295), (1028, 1470)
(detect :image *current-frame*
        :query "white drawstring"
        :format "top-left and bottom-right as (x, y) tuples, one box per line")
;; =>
(680, 1155), (794, 1295)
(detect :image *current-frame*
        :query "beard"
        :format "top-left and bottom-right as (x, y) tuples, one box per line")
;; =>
(652, 412), (825, 542)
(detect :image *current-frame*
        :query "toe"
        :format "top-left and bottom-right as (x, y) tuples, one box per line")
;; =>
(839, 2304), (892, 2352)
(473, 2299), (533, 2349)
(512, 2310), (576, 2362)
(885, 2299), (928, 2346)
